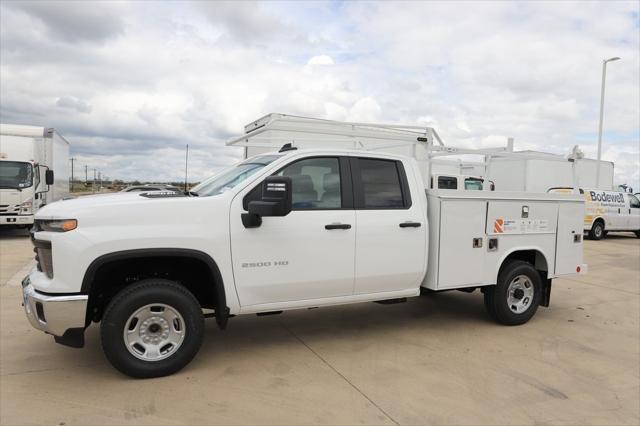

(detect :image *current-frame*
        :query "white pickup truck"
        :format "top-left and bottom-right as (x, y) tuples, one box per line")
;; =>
(22, 115), (586, 378)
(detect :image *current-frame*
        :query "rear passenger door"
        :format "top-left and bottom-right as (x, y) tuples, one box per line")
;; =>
(351, 157), (427, 295)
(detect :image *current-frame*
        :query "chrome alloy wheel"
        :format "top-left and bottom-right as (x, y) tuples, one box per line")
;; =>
(123, 303), (186, 361)
(506, 275), (535, 314)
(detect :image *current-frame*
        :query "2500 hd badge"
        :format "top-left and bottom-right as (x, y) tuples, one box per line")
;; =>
(241, 260), (289, 268)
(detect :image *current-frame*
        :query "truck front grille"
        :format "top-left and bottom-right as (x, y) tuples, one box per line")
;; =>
(33, 240), (53, 279)
(0, 204), (20, 215)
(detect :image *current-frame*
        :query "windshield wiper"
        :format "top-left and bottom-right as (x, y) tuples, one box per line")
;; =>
(0, 185), (20, 191)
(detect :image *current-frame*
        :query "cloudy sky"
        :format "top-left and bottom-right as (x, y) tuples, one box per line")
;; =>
(1, 0), (638, 187)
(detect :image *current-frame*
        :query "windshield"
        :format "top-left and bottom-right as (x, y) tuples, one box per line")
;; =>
(192, 154), (283, 197)
(0, 161), (33, 190)
(464, 178), (483, 191)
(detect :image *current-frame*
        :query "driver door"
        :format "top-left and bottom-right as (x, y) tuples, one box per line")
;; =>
(628, 194), (640, 230)
(229, 156), (355, 308)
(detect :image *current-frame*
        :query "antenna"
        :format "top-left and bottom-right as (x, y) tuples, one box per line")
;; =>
(184, 144), (189, 192)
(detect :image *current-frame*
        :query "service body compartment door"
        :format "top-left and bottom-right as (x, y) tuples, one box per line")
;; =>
(485, 201), (558, 236)
(485, 201), (559, 281)
(437, 200), (486, 289)
(555, 202), (584, 275)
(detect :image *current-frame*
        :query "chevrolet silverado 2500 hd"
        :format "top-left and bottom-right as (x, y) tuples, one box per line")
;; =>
(22, 115), (586, 378)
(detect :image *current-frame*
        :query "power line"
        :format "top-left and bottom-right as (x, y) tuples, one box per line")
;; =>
(184, 144), (189, 192)
(70, 157), (75, 186)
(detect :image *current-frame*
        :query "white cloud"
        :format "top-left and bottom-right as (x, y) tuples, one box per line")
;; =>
(307, 55), (335, 66)
(0, 0), (637, 188)
(347, 97), (382, 122)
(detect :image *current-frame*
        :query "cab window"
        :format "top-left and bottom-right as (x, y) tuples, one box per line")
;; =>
(437, 176), (457, 189)
(276, 157), (341, 209)
(464, 178), (483, 191)
(629, 194), (640, 208)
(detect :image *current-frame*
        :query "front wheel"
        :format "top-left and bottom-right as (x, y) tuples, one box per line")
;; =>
(100, 279), (204, 378)
(484, 260), (542, 325)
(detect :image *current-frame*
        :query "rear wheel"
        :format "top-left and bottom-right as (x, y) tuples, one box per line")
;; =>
(484, 260), (542, 325)
(100, 279), (204, 378)
(588, 221), (605, 240)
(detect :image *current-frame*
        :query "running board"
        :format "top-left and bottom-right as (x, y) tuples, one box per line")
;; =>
(374, 298), (407, 305)
(256, 310), (283, 316)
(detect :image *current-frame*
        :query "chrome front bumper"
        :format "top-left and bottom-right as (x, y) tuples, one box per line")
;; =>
(22, 276), (88, 339)
(1, 215), (34, 225)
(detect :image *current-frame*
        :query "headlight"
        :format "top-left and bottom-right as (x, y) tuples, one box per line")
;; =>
(38, 219), (78, 232)
(20, 198), (33, 213)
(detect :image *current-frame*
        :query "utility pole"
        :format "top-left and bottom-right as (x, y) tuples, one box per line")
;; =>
(184, 144), (189, 193)
(84, 165), (88, 185)
(70, 157), (75, 191)
(93, 168), (97, 193)
(596, 56), (621, 189)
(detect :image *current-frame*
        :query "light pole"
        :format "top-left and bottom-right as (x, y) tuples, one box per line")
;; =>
(596, 56), (620, 188)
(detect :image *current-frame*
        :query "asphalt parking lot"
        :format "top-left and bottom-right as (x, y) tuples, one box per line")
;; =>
(0, 229), (638, 425)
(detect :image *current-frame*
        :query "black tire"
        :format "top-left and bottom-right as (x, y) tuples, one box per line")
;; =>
(635, 231), (640, 238)
(484, 260), (542, 325)
(588, 221), (605, 240)
(101, 279), (204, 378)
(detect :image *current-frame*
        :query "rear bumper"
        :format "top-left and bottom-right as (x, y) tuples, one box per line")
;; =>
(1, 215), (34, 225)
(21, 275), (88, 347)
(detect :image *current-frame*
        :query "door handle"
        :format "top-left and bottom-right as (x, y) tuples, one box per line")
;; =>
(399, 222), (422, 228)
(325, 223), (351, 230)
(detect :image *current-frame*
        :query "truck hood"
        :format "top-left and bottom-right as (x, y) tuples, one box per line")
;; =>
(34, 192), (220, 226)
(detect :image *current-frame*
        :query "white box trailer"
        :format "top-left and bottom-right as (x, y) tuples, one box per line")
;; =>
(486, 152), (614, 192)
(0, 124), (70, 228)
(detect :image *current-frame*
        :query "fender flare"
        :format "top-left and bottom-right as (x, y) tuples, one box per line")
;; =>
(81, 248), (228, 328)
(589, 216), (605, 230)
(494, 246), (551, 281)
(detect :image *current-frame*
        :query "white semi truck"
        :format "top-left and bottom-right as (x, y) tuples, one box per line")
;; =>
(0, 124), (70, 229)
(22, 114), (586, 378)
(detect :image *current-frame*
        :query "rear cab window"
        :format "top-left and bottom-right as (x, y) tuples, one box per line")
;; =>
(437, 176), (458, 190)
(464, 178), (483, 191)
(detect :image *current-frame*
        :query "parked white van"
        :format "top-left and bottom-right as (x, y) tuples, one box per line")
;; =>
(549, 187), (640, 239)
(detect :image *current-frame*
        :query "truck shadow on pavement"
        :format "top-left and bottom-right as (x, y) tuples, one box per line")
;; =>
(0, 228), (31, 239)
(77, 291), (495, 378)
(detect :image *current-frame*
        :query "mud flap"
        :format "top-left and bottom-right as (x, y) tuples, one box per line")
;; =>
(540, 277), (552, 308)
(215, 306), (230, 330)
(53, 327), (85, 348)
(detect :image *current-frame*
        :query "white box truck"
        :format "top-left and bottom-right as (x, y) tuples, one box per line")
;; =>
(0, 124), (70, 229)
(484, 152), (615, 192)
(22, 114), (585, 378)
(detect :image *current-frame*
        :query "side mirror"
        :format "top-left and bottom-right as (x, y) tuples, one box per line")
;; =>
(45, 170), (54, 185)
(242, 176), (292, 228)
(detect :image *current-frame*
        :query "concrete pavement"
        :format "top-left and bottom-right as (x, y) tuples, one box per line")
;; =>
(0, 230), (638, 425)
